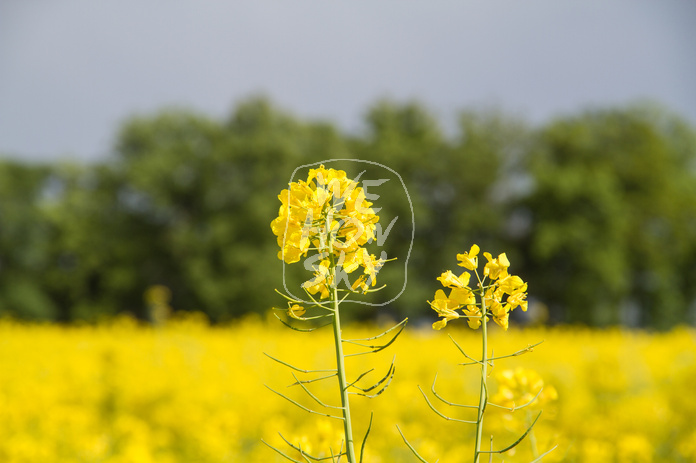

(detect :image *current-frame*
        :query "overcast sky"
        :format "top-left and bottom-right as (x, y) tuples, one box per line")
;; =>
(1, 1), (695, 162)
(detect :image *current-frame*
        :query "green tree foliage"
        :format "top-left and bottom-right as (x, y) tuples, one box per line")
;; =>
(42, 163), (169, 321)
(515, 105), (696, 328)
(0, 99), (694, 328)
(0, 161), (57, 319)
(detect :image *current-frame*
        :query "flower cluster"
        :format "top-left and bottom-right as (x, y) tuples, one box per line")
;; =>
(270, 165), (385, 299)
(429, 244), (528, 330)
(491, 367), (558, 410)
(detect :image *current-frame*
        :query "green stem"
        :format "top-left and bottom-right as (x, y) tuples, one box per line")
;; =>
(329, 244), (357, 462)
(332, 282), (357, 462)
(474, 288), (489, 463)
(526, 409), (539, 459)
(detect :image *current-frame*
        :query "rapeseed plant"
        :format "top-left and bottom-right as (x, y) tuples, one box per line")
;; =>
(400, 245), (556, 462)
(267, 164), (406, 463)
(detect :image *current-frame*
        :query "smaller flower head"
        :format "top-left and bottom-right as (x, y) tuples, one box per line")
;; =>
(430, 244), (528, 331)
(492, 368), (558, 410)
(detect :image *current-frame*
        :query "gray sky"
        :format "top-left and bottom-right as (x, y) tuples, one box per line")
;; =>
(1, 1), (695, 162)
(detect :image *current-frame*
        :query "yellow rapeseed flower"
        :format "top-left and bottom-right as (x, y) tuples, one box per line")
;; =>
(351, 274), (370, 293)
(429, 289), (461, 330)
(456, 244), (479, 270)
(271, 165), (387, 297)
(450, 287), (476, 306)
(431, 245), (527, 331)
(436, 270), (471, 289)
(302, 259), (332, 299)
(498, 274), (527, 296)
(463, 304), (484, 329)
(483, 252), (510, 280)
(361, 251), (385, 287)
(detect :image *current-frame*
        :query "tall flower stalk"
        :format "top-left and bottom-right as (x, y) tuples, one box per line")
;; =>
(266, 165), (406, 463)
(399, 244), (556, 463)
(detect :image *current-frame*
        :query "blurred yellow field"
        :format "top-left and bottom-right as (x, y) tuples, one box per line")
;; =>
(0, 315), (694, 462)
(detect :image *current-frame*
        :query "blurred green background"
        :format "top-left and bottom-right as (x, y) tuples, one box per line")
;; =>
(2, 97), (695, 329)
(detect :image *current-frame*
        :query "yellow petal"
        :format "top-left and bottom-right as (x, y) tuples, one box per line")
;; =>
(437, 270), (465, 288)
(498, 253), (510, 267)
(287, 304), (306, 320)
(432, 319), (448, 330)
(450, 287), (474, 306)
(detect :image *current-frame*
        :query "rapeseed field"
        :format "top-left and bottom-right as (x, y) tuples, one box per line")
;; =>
(0, 314), (694, 462)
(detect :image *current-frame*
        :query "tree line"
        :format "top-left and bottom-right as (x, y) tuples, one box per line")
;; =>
(1, 98), (695, 329)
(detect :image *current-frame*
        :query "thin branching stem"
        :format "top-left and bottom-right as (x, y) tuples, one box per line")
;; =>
(355, 284), (387, 294)
(350, 365), (395, 398)
(527, 409), (539, 458)
(431, 374), (478, 409)
(290, 373), (344, 410)
(274, 313), (333, 332)
(396, 425), (433, 463)
(265, 352), (337, 374)
(448, 334), (485, 367)
(343, 321), (407, 356)
(345, 369), (375, 390)
(478, 411), (542, 454)
(336, 441), (345, 463)
(350, 359), (394, 393)
(301, 287), (333, 311)
(289, 373), (337, 387)
(338, 291), (352, 304)
(486, 387), (543, 412)
(265, 385), (344, 420)
(274, 289), (304, 304)
(275, 288), (332, 312)
(529, 445), (558, 463)
(343, 318), (408, 343)
(359, 413), (373, 463)
(262, 439), (308, 463)
(458, 341), (544, 366)
(418, 385), (477, 424)
(278, 433), (346, 462)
